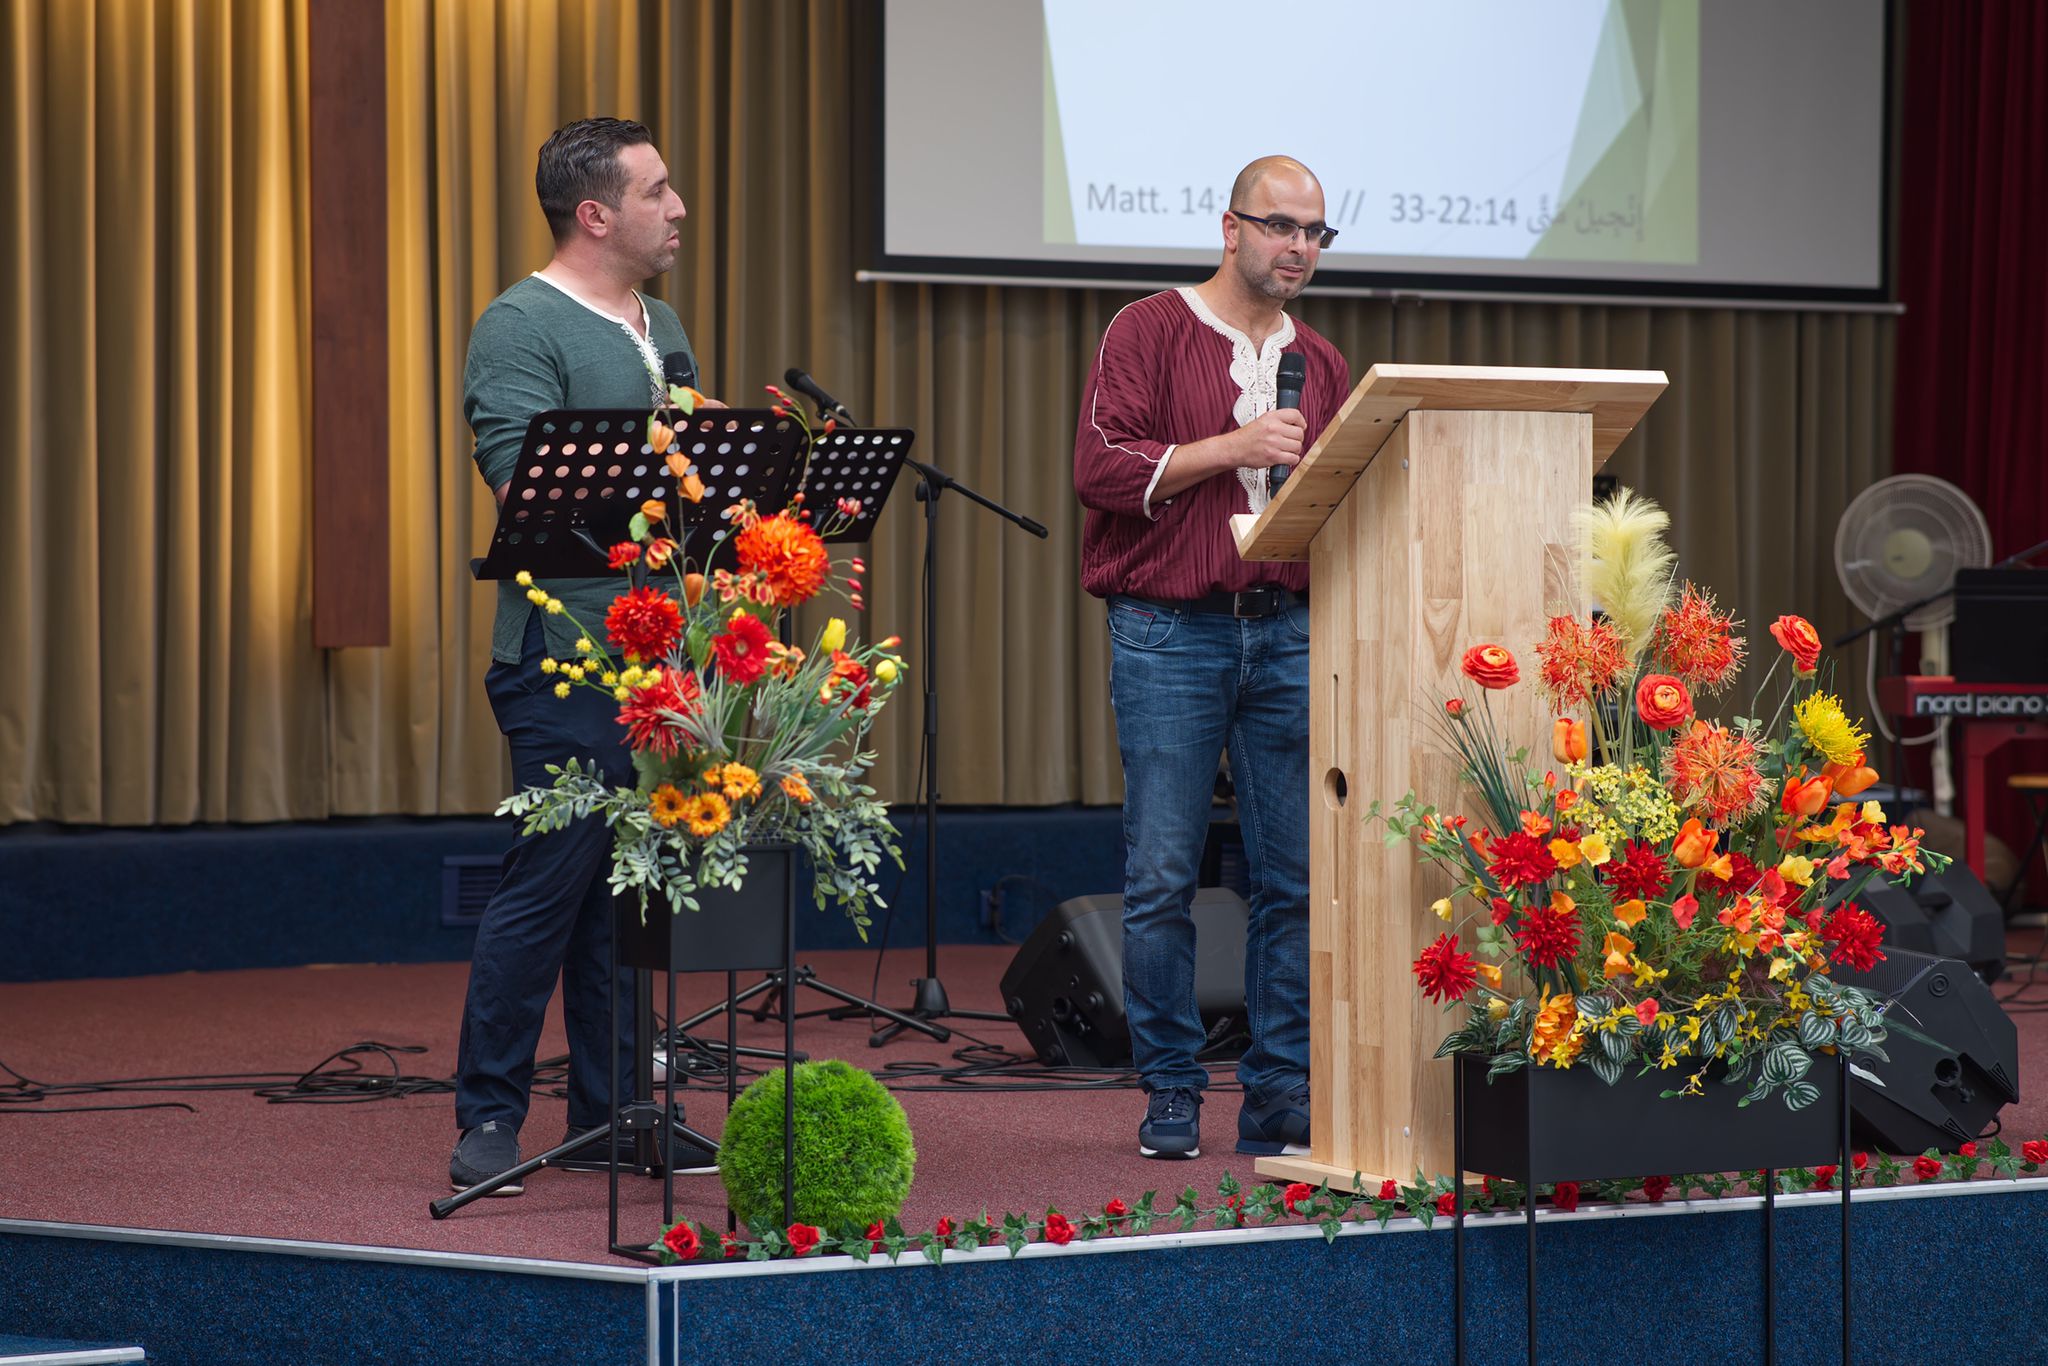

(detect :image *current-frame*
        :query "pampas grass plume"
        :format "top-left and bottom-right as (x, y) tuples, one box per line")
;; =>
(1575, 487), (1675, 658)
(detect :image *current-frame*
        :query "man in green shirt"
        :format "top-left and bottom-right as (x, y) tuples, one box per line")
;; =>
(452, 117), (716, 1194)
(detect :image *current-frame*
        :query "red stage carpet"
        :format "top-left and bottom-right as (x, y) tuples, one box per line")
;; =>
(3, 944), (2043, 1266)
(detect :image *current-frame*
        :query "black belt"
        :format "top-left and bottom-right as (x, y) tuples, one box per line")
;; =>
(1125, 587), (1306, 619)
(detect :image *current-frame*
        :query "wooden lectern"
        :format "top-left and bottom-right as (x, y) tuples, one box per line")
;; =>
(1231, 364), (1667, 1193)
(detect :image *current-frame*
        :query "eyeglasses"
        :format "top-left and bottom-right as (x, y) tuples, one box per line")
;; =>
(1230, 211), (1339, 250)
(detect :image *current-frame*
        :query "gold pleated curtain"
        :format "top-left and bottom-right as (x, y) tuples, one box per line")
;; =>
(0, 0), (1895, 826)
(0, 0), (320, 825)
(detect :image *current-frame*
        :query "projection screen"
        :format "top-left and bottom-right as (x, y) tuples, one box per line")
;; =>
(875, 0), (1892, 305)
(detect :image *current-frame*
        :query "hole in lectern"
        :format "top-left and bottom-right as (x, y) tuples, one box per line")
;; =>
(1323, 768), (1348, 810)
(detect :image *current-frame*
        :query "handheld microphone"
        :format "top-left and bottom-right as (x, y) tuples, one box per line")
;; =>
(783, 367), (857, 425)
(662, 350), (697, 391)
(1270, 351), (1306, 492)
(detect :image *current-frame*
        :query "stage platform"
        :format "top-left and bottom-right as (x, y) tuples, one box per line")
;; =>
(5, 949), (2048, 1363)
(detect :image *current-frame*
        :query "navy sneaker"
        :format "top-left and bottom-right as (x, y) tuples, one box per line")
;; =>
(553, 1123), (719, 1175)
(1138, 1086), (1202, 1159)
(449, 1120), (523, 1195)
(1236, 1079), (1311, 1157)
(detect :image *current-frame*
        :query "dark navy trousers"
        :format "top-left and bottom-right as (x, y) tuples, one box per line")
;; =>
(455, 612), (636, 1134)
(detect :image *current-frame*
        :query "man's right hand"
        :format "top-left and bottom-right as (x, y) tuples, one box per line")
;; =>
(1234, 408), (1308, 468)
(1147, 407), (1313, 505)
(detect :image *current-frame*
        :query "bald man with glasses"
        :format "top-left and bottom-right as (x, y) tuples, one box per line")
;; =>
(1073, 155), (1350, 1161)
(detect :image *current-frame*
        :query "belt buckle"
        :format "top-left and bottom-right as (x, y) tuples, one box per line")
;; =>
(1232, 588), (1273, 619)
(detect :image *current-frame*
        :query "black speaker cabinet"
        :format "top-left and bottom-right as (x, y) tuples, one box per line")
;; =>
(1828, 866), (2006, 982)
(1000, 889), (1249, 1068)
(1833, 947), (2019, 1153)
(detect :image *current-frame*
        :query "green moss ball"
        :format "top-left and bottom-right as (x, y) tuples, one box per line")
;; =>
(717, 1059), (915, 1234)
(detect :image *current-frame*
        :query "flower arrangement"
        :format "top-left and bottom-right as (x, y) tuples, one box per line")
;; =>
(498, 382), (904, 936)
(1383, 490), (1949, 1110)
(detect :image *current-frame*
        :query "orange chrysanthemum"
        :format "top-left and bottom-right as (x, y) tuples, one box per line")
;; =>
(1662, 719), (1767, 825)
(732, 512), (830, 606)
(1534, 614), (1629, 713)
(1654, 583), (1746, 695)
(780, 772), (815, 805)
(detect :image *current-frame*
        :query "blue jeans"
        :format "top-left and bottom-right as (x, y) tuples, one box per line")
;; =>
(455, 611), (636, 1133)
(1106, 594), (1312, 1100)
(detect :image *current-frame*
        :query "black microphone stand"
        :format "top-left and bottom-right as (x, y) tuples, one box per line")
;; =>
(793, 383), (1049, 1045)
(873, 452), (1051, 1044)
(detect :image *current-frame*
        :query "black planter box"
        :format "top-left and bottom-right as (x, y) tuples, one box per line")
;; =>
(612, 843), (795, 975)
(1457, 1052), (1842, 1184)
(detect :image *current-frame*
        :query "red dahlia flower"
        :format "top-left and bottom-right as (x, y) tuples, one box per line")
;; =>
(606, 585), (684, 662)
(1822, 904), (1887, 973)
(1602, 841), (1672, 902)
(1412, 932), (1479, 1003)
(1488, 831), (1558, 890)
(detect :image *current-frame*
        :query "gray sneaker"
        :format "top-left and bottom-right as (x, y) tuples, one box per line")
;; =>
(449, 1120), (523, 1195)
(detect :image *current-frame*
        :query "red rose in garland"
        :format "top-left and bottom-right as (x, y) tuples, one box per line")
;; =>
(605, 584), (684, 662)
(1460, 643), (1520, 690)
(1042, 1211), (1075, 1245)
(1550, 1181), (1580, 1212)
(785, 1223), (822, 1255)
(662, 1221), (700, 1260)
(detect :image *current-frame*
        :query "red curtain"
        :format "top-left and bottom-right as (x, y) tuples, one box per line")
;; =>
(1892, 0), (2048, 901)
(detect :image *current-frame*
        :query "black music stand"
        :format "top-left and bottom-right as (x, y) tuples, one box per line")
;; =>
(666, 422), (958, 1045)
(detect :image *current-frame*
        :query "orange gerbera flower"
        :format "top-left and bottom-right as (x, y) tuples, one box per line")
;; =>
(780, 772), (815, 804)
(1662, 720), (1766, 825)
(648, 783), (688, 828)
(732, 512), (830, 606)
(681, 791), (732, 837)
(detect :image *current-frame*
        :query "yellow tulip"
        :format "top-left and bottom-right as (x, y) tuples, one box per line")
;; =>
(819, 617), (847, 654)
(1431, 897), (1453, 922)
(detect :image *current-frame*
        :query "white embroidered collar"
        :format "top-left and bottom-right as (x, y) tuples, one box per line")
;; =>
(1175, 287), (1298, 513)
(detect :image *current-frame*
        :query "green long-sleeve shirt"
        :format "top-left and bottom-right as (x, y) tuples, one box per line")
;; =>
(464, 273), (700, 664)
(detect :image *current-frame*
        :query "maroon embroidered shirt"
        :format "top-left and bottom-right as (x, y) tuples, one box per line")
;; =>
(1073, 287), (1350, 599)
